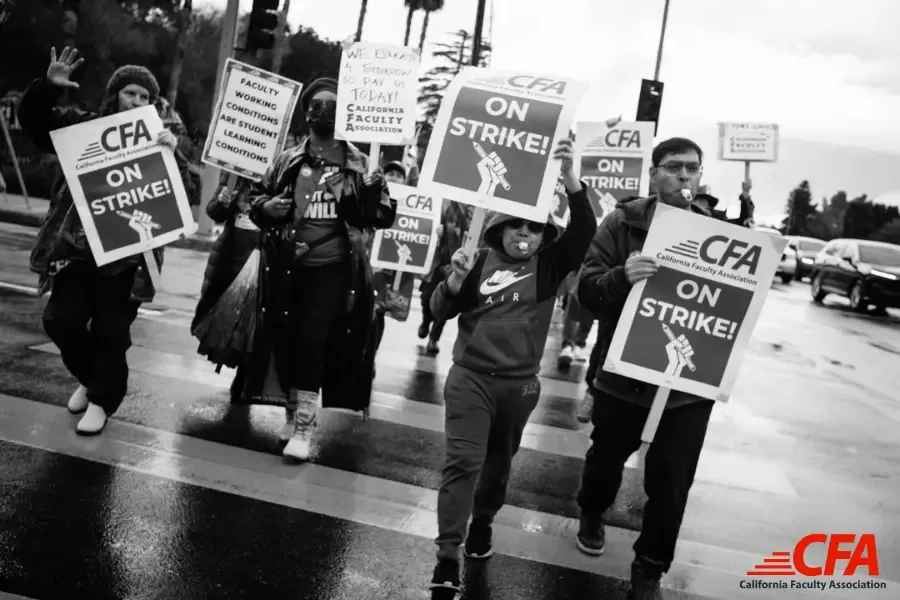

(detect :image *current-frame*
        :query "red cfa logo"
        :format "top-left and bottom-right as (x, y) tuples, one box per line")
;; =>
(748, 534), (879, 577)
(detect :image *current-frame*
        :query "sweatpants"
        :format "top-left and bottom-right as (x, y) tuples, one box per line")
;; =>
(561, 292), (593, 348)
(280, 261), (349, 421)
(577, 391), (714, 571)
(42, 265), (140, 415)
(435, 364), (541, 563)
(419, 269), (447, 342)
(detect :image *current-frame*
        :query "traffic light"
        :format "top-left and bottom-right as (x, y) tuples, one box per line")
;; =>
(636, 78), (664, 135)
(247, 0), (280, 51)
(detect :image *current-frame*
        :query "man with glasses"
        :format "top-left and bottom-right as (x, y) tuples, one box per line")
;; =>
(573, 137), (716, 600)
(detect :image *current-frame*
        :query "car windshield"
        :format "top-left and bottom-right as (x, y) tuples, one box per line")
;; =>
(799, 240), (825, 252)
(859, 244), (900, 266)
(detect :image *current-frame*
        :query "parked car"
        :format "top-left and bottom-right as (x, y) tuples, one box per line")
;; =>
(811, 239), (900, 311)
(784, 235), (826, 280)
(756, 226), (797, 284)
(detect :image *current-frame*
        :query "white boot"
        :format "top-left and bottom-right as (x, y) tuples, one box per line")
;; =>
(283, 390), (318, 461)
(76, 402), (108, 435)
(67, 385), (89, 414)
(277, 407), (296, 443)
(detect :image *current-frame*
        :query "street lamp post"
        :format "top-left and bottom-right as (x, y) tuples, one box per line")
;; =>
(653, 0), (671, 80)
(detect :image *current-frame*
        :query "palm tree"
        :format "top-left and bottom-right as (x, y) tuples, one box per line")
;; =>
(167, 0), (193, 105)
(403, 0), (420, 46)
(417, 0), (444, 51)
(355, 0), (368, 42)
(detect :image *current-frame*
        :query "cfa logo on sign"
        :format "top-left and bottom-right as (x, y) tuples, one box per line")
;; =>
(79, 119), (153, 162)
(403, 193), (434, 212)
(471, 74), (567, 95)
(665, 235), (762, 275)
(748, 534), (879, 577)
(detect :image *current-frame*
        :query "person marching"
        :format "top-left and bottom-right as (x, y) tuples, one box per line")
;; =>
(427, 138), (596, 598)
(18, 47), (195, 435)
(417, 199), (474, 354)
(245, 77), (396, 461)
(575, 137), (735, 600)
(191, 173), (260, 402)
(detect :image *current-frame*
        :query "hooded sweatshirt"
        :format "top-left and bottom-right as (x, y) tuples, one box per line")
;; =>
(430, 185), (596, 377)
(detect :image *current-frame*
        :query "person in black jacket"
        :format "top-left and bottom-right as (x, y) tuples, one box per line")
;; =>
(18, 47), (195, 435)
(245, 78), (396, 462)
(191, 173), (259, 401)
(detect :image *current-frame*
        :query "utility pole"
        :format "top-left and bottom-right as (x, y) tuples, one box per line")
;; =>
(470, 0), (487, 67)
(196, 0), (240, 237)
(270, 0), (292, 73)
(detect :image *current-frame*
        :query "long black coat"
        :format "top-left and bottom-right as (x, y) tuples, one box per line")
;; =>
(241, 138), (396, 413)
(191, 175), (258, 333)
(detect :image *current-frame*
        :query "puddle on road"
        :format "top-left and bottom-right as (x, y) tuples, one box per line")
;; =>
(750, 340), (818, 367)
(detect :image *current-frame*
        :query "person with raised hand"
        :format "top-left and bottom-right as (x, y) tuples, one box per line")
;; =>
(18, 47), (195, 435)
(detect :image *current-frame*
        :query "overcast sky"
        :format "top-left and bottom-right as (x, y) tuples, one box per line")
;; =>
(199, 0), (899, 156)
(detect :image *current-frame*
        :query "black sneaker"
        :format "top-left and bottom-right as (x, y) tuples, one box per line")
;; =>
(429, 559), (460, 597)
(628, 558), (663, 600)
(575, 513), (605, 556)
(426, 339), (440, 355)
(464, 519), (494, 559)
(418, 322), (431, 339)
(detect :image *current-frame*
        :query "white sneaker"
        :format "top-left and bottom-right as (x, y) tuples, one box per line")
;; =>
(277, 409), (296, 443)
(283, 415), (316, 461)
(76, 402), (108, 435)
(67, 385), (89, 414)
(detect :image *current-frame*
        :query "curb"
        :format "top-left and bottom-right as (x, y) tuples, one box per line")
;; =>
(0, 208), (216, 252)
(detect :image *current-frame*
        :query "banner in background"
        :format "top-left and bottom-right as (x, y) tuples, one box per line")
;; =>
(717, 122), (779, 162)
(576, 121), (654, 222)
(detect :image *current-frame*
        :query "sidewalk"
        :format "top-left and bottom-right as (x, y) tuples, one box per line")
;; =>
(0, 192), (218, 252)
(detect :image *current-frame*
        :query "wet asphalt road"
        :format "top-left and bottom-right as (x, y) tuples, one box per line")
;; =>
(1, 231), (899, 599)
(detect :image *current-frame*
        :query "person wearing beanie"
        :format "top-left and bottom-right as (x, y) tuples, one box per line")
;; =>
(17, 46), (195, 436)
(245, 75), (396, 462)
(426, 138), (595, 599)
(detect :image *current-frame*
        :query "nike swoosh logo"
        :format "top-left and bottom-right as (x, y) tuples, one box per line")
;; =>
(480, 273), (534, 296)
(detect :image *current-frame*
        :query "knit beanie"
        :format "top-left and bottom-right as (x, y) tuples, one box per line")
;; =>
(106, 65), (160, 102)
(300, 77), (338, 112)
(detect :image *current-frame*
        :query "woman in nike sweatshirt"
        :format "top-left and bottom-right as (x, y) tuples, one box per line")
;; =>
(425, 138), (596, 598)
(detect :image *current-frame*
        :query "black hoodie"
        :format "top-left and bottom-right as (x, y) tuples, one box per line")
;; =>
(430, 186), (596, 377)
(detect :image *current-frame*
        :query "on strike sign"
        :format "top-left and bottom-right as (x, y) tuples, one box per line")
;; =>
(418, 68), (588, 222)
(370, 182), (440, 275)
(336, 42), (420, 145)
(603, 204), (787, 401)
(202, 59), (302, 180)
(576, 121), (653, 222)
(50, 106), (193, 266)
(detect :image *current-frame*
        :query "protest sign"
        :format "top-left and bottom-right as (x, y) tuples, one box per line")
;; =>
(370, 183), (440, 275)
(576, 121), (653, 222)
(717, 122), (779, 162)
(202, 59), (302, 180)
(50, 106), (193, 267)
(418, 68), (588, 223)
(549, 172), (570, 228)
(603, 203), (787, 401)
(336, 42), (420, 145)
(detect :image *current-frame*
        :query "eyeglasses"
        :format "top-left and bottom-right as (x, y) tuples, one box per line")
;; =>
(309, 99), (336, 112)
(506, 219), (545, 234)
(658, 162), (703, 175)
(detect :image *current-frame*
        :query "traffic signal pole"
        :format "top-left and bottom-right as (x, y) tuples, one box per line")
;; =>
(653, 0), (671, 80)
(270, 0), (292, 73)
(196, 0), (240, 237)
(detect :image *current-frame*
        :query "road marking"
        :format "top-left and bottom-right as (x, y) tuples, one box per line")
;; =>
(0, 394), (880, 599)
(0, 280), (38, 296)
(30, 342), (798, 498)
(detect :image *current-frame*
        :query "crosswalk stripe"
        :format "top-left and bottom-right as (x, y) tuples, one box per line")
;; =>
(30, 341), (797, 497)
(2, 394), (880, 599)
